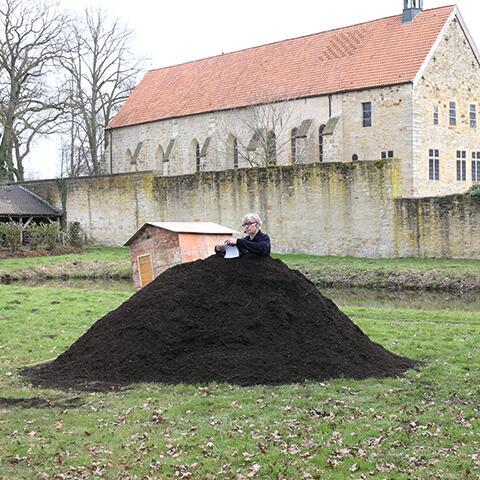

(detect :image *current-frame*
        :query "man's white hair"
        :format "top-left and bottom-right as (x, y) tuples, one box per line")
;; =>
(242, 213), (262, 226)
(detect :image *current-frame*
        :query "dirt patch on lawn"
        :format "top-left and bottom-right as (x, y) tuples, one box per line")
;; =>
(0, 396), (83, 409)
(24, 255), (417, 390)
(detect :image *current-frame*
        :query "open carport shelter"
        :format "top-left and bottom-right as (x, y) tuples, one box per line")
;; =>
(0, 185), (62, 241)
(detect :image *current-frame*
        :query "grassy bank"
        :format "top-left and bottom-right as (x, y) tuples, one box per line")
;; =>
(279, 254), (480, 291)
(0, 246), (131, 282)
(1, 247), (480, 291)
(0, 284), (479, 478)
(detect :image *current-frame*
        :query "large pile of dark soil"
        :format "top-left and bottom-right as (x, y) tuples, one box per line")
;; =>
(24, 256), (416, 389)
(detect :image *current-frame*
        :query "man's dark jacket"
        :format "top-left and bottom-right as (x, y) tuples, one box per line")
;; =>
(236, 230), (271, 256)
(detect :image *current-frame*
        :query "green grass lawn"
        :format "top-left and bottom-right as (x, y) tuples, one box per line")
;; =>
(2, 247), (480, 291)
(0, 284), (479, 479)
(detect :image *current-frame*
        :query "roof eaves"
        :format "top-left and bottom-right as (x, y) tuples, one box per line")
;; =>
(107, 81), (414, 131)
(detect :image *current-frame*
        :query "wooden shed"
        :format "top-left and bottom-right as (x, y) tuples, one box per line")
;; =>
(124, 222), (237, 289)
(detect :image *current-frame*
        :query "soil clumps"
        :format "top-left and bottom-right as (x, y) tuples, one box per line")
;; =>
(24, 255), (416, 389)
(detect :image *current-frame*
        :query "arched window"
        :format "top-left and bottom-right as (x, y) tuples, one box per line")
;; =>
(155, 145), (164, 171)
(195, 142), (201, 172)
(190, 139), (201, 172)
(291, 127), (298, 163)
(319, 124), (326, 162)
(233, 138), (239, 169)
(266, 130), (276, 165)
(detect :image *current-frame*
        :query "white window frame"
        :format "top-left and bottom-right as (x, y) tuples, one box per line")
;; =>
(472, 151), (480, 181)
(428, 148), (439, 181)
(433, 105), (439, 126)
(470, 104), (477, 129)
(456, 150), (467, 181)
(449, 101), (456, 126)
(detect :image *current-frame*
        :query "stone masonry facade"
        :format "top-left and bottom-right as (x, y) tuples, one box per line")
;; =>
(105, 85), (414, 194)
(413, 17), (480, 196)
(103, 10), (480, 200)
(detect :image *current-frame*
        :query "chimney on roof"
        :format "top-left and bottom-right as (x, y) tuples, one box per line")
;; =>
(402, 0), (423, 23)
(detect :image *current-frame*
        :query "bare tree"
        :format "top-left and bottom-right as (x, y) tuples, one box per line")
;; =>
(0, 0), (68, 182)
(61, 8), (144, 176)
(218, 97), (300, 168)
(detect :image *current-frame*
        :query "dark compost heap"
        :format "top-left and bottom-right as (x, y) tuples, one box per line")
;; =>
(24, 255), (416, 389)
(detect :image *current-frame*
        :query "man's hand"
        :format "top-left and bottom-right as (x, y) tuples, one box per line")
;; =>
(225, 238), (237, 246)
(215, 244), (225, 252)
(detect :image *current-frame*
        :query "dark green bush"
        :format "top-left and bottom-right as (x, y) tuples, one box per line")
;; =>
(0, 222), (22, 252)
(468, 184), (480, 204)
(26, 223), (60, 250)
(66, 221), (87, 247)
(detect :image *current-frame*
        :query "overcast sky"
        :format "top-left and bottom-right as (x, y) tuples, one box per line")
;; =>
(26, 0), (480, 179)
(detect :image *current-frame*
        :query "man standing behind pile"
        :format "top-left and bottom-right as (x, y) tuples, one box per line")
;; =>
(215, 213), (271, 256)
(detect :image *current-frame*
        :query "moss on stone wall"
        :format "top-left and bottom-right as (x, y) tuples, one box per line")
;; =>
(17, 162), (480, 257)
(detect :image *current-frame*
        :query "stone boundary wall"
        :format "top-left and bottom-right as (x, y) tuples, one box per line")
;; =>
(393, 194), (480, 258)
(19, 161), (480, 258)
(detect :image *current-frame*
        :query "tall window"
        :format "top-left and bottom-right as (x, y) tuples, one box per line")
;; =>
(470, 104), (477, 128)
(449, 101), (456, 126)
(318, 124), (326, 162)
(429, 149), (439, 180)
(433, 105), (439, 126)
(291, 127), (298, 163)
(195, 142), (201, 172)
(362, 102), (372, 127)
(266, 131), (276, 165)
(472, 152), (480, 181)
(456, 150), (466, 181)
(233, 138), (239, 169)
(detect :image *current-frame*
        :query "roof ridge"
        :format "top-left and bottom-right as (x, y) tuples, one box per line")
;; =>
(147, 5), (456, 74)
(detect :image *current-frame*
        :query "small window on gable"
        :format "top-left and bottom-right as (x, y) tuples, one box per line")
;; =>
(381, 151), (394, 159)
(470, 104), (477, 128)
(472, 151), (480, 181)
(449, 101), (456, 126)
(456, 150), (466, 181)
(433, 105), (439, 126)
(429, 148), (440, 181)
(362, 102), (372, 127)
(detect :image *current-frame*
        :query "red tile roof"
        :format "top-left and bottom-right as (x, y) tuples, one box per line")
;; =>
(108, 6), (455, 130)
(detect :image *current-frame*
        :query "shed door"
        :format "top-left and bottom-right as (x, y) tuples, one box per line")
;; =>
(137, 253), (154, 287)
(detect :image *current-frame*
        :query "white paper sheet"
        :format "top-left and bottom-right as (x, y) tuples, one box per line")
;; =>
(224, 245), (240, 258)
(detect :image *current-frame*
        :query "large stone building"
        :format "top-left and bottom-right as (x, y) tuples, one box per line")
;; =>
(105, 1), (480, 199)
(18, 1), (480, 258)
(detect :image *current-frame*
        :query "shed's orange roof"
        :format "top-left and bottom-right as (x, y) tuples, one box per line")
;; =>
(108, 5), (455, 130)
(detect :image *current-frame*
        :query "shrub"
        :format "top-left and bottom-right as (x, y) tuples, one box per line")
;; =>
(0, 222), (22, 252)
(66, 221), (87, 247)
(26, 223), (60, 250)
(468, 184), (480, 204)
